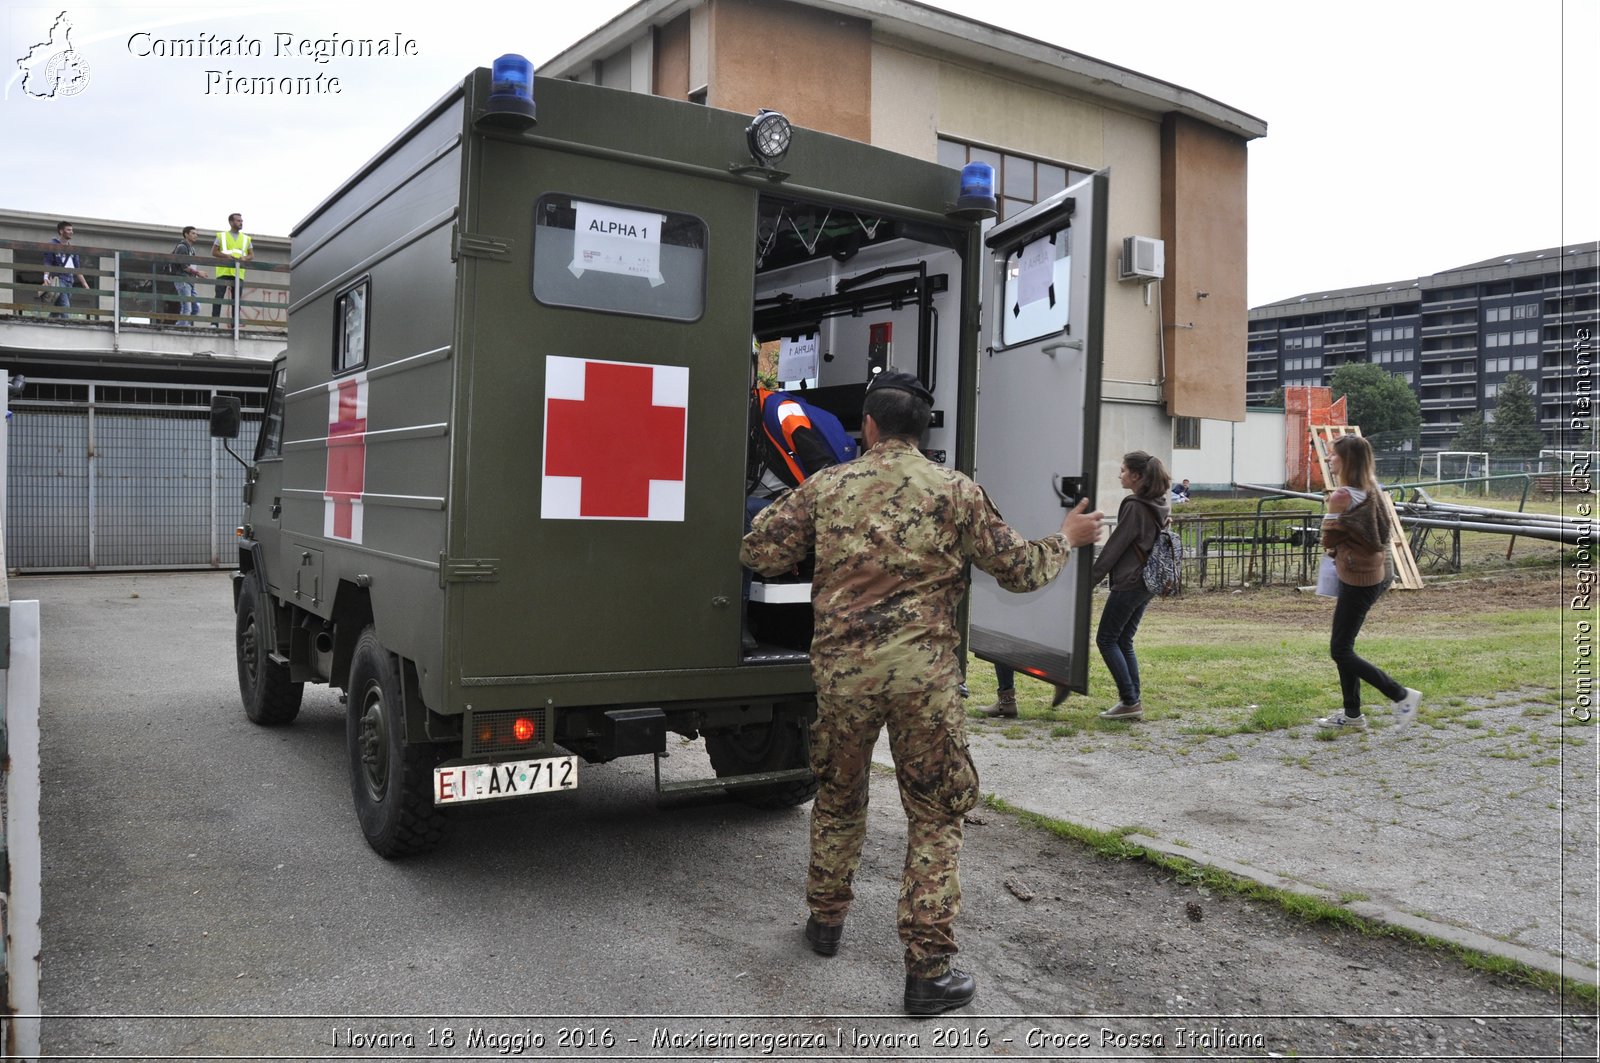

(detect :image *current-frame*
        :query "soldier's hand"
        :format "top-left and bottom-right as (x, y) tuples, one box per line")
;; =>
(1060, 498), (1104, 548)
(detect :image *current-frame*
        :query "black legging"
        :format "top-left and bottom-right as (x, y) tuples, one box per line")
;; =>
(1330, 578), (1404, 715)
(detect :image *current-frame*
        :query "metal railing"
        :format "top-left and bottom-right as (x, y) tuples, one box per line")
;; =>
(0, 237), (288, 339)
(1165, 508), (1326, 591)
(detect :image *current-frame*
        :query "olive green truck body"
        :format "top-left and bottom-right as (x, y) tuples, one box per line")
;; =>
(223, 67), (1105, 855)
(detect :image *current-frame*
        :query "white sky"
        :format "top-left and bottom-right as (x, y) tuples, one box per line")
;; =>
(1, 0), (1594, 306)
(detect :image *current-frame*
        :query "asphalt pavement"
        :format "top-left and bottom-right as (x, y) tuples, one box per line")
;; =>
(874, 687), (1600, 987)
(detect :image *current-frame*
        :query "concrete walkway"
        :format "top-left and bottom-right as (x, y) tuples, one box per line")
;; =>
(875, 689), (1599, 985)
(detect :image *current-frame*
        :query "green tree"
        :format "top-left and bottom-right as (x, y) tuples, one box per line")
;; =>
(1450, 410), (1489, 452)
(1489, 373), (1544, 457)
(1328, 362), (1422, 449)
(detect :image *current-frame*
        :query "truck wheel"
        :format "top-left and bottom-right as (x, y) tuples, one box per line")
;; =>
(346, 627), (446, 858)
(236, 577), (303, 726)
(704, 720), (817, 808)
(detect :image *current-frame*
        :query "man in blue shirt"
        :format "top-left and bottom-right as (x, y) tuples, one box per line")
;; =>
(43, 221), (91, 318)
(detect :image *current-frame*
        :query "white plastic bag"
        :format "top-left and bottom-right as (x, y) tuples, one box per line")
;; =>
(1316, 554), (1339, 597)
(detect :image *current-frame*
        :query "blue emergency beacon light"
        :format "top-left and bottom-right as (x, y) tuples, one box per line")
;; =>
(479, 53), (537, 130)
(951, 162), (997, 220)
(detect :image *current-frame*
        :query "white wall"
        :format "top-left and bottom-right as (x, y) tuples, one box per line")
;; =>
(1172, 408), (1286, 491)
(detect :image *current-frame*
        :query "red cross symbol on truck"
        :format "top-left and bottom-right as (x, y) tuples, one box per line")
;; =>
(543, 359), (687, 520)
(324, 376), (367, 541)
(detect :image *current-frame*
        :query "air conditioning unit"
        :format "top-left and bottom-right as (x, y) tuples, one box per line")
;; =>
(1119, 235), (1165, 281)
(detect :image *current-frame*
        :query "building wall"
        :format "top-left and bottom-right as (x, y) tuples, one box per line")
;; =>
(1161, 114), (1248, 423)
(653, 15), (692, 99)
(1175, 409), (1286, 490)
(868, 42), (938, 160)
(707, 0), (871, 140)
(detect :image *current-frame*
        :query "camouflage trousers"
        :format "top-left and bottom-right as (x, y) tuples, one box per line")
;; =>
(807, 685), (980, 978)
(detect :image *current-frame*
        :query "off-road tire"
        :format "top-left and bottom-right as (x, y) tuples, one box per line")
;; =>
(704, 719), (817, 808)
(235, 577), (303, 726)
(346, 627), (446, 858)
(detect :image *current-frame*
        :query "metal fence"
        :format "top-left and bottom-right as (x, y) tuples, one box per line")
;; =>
(1169, 508), (1326, 591)
(5, 379), (264, 572)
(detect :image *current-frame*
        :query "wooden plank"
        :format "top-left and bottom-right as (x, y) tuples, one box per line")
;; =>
(1311, 423), (1423, 590)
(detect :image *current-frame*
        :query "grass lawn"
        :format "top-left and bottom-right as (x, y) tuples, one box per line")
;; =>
(966, 567), (1577, 737)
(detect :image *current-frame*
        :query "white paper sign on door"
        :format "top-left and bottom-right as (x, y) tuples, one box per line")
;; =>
(570, 201), (666, 287)
(777, 334), (820, 382)
(1017, 235), (1054, 309)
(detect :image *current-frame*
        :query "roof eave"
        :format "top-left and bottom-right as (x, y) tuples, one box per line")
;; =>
(540, 0), (1266, 140)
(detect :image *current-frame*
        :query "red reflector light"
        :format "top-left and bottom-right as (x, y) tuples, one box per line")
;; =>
(513, 717), (536, 742)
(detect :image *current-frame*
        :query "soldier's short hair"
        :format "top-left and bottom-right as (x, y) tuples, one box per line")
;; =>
(864, 387), (931, 439)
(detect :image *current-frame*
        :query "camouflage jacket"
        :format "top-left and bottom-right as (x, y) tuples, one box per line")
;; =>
(740, 437), (1071, 694)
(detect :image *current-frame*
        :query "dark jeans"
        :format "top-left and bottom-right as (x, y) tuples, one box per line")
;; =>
(213, 282), (235, 320)
(1330, 578), (1404, 715)
(1096, 587), (1154, 705)
(994, 663), (1015, 691)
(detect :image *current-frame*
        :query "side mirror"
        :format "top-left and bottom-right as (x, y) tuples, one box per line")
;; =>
(210, 395), (242, 439)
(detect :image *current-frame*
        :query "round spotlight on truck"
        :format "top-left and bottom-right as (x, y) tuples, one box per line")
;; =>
(746, 109), (791, 166)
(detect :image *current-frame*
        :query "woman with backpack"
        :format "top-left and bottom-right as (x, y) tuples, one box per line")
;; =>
(1089, 451), (1171, 721)
(1316, 434), (1422, 731)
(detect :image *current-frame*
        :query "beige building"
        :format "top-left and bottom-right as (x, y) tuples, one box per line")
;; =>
(545, 0), (1266, 504)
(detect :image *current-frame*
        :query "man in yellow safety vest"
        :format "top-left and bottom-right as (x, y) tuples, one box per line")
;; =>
(211, 212), (253, 325)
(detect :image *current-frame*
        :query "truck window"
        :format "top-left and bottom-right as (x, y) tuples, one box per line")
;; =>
(999, 225), (1071, 347)
(333, 278), (370, 374)
(531, 193), (707, 322)
(255, 364), (287, 462)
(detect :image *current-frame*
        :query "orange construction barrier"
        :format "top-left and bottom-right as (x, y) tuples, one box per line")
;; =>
(1284, 386), (1347, 492)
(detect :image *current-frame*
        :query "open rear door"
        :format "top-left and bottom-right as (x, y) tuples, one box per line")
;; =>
(969, 171), (1107, 695)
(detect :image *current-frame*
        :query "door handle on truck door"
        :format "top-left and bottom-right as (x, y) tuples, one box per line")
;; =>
(271, 497), (282, 519)
(1052, 476), (1085, 508)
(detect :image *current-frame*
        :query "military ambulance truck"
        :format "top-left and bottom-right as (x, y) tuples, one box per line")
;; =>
(211, 59), (1107, 857)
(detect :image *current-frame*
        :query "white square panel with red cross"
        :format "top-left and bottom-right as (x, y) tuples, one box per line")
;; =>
(541, 356), (689, 521)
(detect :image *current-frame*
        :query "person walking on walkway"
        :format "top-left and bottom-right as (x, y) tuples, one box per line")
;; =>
(169, 226), (205, 325)
(1090, 450), (1171, 721)
(741, 371), (1102, 1016)
(42, 220), (92, 318)
(1317, 434), (1421, 732)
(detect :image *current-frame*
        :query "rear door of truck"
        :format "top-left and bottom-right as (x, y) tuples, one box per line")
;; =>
(452, 136), (756, 680)
(968, 173), (1107, 694)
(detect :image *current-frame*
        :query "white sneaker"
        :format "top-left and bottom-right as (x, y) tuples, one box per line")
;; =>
(1317, 710), (1367, 731)
(1391, 688), (1421, 728)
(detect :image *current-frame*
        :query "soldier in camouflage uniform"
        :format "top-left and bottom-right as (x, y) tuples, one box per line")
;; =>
(740, 371), (1103, 1015)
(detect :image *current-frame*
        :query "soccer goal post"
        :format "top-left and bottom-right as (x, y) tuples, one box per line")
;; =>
(1436, 451), (1490, 495)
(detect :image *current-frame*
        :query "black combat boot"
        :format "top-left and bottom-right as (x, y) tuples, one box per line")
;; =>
(904, 968), (976, 1015)
(804, 915), (842, 956)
